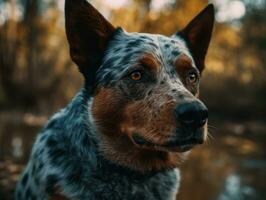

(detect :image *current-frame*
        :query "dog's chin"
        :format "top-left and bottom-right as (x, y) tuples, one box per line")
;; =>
(131, 131), (204, 153)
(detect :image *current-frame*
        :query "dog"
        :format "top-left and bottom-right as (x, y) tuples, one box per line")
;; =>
(15, 0), (214, 199)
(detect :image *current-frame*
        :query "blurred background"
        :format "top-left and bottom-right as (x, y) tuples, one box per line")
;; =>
(0, 0), (266, 199)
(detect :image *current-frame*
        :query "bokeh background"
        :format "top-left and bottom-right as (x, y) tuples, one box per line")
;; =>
(0, 0), (266, 199)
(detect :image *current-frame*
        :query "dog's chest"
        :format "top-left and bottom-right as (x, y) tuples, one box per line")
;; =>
(84, 166), (180, 200)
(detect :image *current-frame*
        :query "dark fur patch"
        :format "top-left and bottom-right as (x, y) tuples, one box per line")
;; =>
(171, 50), (179, 57)
(164, 44), (170, 48)
(25, 187), (32, 199)
(127, 39), (143, 48)
(147, 42), (159, 49)
(46, 175), (60, 194)
(21, 173), (28, 186)
(48, 144), (66, 166)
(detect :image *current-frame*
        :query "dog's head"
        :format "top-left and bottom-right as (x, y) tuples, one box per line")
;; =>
(65, 0), (214, 171)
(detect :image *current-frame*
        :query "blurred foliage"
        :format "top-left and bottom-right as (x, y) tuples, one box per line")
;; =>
(0, 0), (81, 113)
(0, 0), (265, 119)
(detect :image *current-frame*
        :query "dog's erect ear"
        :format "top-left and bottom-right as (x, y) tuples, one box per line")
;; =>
(65, 0), (116, 83)
(178, 4), (215, 72)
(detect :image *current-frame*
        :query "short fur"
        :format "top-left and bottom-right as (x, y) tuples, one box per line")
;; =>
(16, 1), (214, 199)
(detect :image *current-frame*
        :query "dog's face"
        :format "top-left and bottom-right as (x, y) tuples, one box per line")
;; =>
(65, 0), (214, 170)
(93, 31), (208, 152)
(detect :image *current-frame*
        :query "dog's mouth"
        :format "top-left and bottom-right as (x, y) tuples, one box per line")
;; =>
(132, 132), (204, 152)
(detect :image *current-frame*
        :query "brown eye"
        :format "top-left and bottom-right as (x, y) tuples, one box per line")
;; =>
(130, 71), (142, 81)
(186, 72), (198, 84)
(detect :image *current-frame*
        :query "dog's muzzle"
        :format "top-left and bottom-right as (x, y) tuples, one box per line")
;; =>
(132, 100), (208, 152)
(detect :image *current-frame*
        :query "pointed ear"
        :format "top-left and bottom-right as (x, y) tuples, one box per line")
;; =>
(178, 4), (215, 72)
(65, 0), (116, 80)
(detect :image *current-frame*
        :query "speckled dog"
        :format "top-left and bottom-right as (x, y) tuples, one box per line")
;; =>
(16, 0), (214, 199)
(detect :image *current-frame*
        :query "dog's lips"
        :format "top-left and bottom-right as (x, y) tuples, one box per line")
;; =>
(131, 133), (200, 152)
(162, 138), (200, 152)
(132, 134), (156, 147)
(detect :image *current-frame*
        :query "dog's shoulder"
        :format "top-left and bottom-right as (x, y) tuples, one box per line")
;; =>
(20, 89), (99, 198)
(34, 88), (98, 165)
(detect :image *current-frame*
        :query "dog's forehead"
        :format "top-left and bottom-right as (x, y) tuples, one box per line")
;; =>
(97, 31), (193, 84)
(110, 31), (191, 62)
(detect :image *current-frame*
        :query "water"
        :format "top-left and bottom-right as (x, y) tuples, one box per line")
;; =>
(0, 113), (265, 200)
(179, 120), (266, 200)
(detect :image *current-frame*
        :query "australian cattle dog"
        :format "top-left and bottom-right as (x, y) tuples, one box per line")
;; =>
(16, 0), (214, 199)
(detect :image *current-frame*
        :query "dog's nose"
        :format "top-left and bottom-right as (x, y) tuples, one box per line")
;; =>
(175, 101), (208, 129)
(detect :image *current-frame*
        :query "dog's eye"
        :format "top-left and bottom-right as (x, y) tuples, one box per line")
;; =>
(130, 71), (142, 81)
(186, 71), (199, 84)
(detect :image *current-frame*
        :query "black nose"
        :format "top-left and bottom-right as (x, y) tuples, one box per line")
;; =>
(175, 101), (208, 129)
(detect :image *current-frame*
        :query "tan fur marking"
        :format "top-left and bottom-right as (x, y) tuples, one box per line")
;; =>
(92, 88), (188, 171)
(175, 54), (193, 77)
(175, 54), (200, 95)
(139, 54), (160, 72)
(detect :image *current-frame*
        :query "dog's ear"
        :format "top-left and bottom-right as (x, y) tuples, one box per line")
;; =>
(178, 4), (215, 73)
(65, 0), (116, 85)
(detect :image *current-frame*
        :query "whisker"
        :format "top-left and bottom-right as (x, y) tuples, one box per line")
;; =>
(205, 131), (215, 145)
(208, 124), (217, 130)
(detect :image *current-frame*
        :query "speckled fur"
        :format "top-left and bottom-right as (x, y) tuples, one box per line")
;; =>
(15, 90), (180, 199)
(16, 1), (214, 199)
